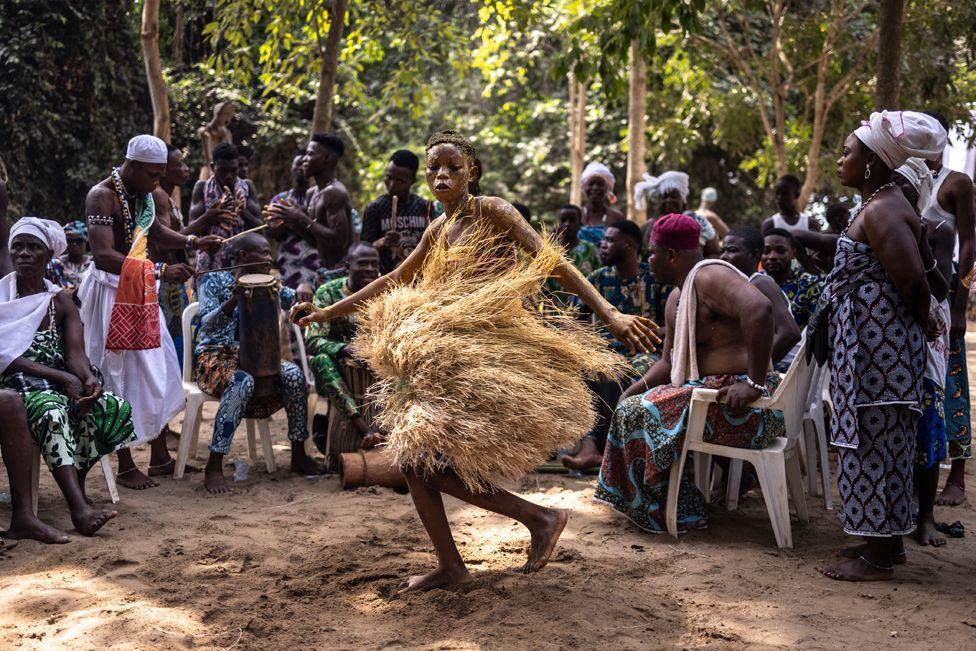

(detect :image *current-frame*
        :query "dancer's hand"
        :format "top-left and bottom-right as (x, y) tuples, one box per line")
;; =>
(607, 313), (660, 354)
(290, 302), (331, 326)
(296, 283), (314, 303)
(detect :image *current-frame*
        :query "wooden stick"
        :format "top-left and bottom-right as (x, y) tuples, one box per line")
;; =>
(196, 262), (261, 276)
(221, 223), (268, 243)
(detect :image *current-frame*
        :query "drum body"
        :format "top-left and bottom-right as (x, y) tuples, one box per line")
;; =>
(324, 357), (378, 470)
(236, 273), (281, 399)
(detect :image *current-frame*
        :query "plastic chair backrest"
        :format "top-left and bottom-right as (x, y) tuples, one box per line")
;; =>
(181, 302), (199, 384)
(765, 335), (815, 441)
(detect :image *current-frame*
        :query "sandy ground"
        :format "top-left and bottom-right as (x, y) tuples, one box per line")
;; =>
(2, 373), (976, 649)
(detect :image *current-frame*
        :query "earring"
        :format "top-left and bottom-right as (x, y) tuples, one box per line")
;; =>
(864, 166), (872, 180)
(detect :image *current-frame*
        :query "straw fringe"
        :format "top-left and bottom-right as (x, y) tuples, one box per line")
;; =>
(352, 201), (628, 492)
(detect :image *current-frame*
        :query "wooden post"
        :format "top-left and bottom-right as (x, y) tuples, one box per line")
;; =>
(625, 40), (647, 224)
(310, 0), (350, 135)
(140, 0), (170, 141)
(876, 0), (905, 110)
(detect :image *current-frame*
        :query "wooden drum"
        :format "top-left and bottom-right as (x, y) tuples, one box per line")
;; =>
(324, 356), (379, 470)
(236, 273), (281, 400)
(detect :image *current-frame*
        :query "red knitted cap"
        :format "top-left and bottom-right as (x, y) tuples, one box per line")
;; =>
(650, 213), (700, 250)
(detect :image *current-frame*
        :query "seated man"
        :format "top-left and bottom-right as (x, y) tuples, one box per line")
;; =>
(761, 228), (823, 330)
(305, 242), (381, 444)
(195, 233), (323, 493)
(720, 227), (801, 370)
(595, 214), (784, 533)
(562, 220), (671, 470)
(1, 218), (136, 535)
(1, 388), (71, 545)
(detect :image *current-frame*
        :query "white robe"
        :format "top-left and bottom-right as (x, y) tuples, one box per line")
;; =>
(0, 273), (61, 373)
(77, 264), (184, 442)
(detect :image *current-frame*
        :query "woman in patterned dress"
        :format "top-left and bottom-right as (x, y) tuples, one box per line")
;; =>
(1, 220), (136, 536)
(819, 112), (945, 581)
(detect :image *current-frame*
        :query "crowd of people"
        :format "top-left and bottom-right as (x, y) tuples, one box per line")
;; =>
(0, 109), (972, 588)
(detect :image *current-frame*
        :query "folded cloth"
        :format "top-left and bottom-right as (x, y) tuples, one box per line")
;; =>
(895, 157), (934, 212)
(854, 111), (946, 169)
(0, 272), (61, 373)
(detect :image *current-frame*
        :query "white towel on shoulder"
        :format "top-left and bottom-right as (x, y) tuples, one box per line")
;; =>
(0, 272), (61, 373)
(670, 259), (748, 387)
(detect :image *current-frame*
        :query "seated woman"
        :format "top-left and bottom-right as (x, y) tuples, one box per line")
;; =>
(195, 232), (324, 494)
(0, 218), (136, 536)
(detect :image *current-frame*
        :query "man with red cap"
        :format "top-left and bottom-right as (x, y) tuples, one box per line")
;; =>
(595, 213), (784, 534)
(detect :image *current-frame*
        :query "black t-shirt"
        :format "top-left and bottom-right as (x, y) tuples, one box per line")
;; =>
(361, 193), (433, 273)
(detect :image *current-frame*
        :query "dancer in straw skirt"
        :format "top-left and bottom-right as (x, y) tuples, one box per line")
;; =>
(292, 131), (659, 592)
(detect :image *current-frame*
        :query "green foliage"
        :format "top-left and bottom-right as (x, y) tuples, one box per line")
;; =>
(0, 0), (149, 220)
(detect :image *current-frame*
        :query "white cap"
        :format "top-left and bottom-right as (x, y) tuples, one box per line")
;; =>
(125, 134), (168, 164)
(702, 187), (718, 202)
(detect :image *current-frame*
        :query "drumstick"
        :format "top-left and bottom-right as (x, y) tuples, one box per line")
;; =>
(196, 262), (265, 276)
(222, 223), (269, 244)
(391, 194), (398, 224)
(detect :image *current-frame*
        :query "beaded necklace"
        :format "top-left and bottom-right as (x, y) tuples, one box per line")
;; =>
(110, 167), (136, 247)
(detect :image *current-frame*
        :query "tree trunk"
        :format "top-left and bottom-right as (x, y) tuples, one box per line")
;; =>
(172, 3), (184, 67)
(568, 70), (586, 206)
(140, 0), (170, 141)
(625, 40), (647, 224)
(876, 0), (905, 110)
(310, 0), (350, 135)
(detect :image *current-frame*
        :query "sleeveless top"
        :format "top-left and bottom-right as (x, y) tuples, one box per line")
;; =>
(824, 235), (925, 448)
(921, 168), (955, 227)
(771, 212), (810, 233)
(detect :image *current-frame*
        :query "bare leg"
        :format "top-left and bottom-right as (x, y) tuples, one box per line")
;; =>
(399, 467), (473, 593)
(51, 464), (117, 536)
(839, 535), (906, 564)
(203, 452), (232, 494)
(147, 432), (177, 476)
(915, 464), (946, 547)
(115, 447), (158, 489)
(412, 467), (568, 574)
(290, 442), (327, 475)
(822, 536), (896, 581)
(0, 392), (69, 544)
(936, 459), (967, 506)
(561, 437), (603, 471)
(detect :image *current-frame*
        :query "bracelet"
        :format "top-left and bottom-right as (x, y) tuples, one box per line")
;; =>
(186, 235), (198, 250)
(154, 262), (163, 279)
(924, 259), (938, 273)
(744, 376), (769, 396)
(962, 268), (975, 290)
(87, 214), (114, 227)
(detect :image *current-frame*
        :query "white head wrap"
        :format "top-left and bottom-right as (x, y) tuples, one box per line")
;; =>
(853, 111), (947, 170)
(701, 187), (718, 203)
(580, 162), (617, 204)
(895, 157), (934, 213)
(126, 134), (168, 164)
(9, 217), (67, 258)
(633, 170), (689, 211)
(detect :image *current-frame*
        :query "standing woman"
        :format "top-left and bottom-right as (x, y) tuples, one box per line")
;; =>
(819, 111), (945, 581)
(578, 162), (624, 247)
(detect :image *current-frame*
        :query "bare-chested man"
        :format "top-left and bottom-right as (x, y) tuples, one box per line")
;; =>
(923, 111), (975, 507)
(78, 135), (222, 489)
(596, 213), (785, 534)
(266, 133), (354, 278)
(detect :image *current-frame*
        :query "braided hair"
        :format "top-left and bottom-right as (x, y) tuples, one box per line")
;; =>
(425, 130), (476, 159)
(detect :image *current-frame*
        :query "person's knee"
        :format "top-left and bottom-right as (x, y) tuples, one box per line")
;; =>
(0, 390), (25, 418)
(233, 370), (255, 400)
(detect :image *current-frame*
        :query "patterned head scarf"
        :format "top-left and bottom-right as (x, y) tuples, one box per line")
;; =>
(63, 220), (88, 241)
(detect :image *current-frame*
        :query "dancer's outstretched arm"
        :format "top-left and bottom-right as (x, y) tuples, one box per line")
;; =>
(290, 217), (444, 326)
(481, 197), (660, 354)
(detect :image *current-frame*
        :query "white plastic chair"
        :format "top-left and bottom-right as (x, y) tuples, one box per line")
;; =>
(32, 455), (117, 515)
(801, 365), (833, 509)
(665, 340), (814, 548)
(290, 323), (328, 434)
(173, 302), (277, 479)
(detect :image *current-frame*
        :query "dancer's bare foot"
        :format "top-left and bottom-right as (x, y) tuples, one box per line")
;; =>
(203, 466), (232, 495)
(819, 557), (894, 581)
(839, 542), (906, 564)
(916, 517), (947, 547)
(560, 438), (602, 471)
(397, 565), (473, 594)
(5, 515), (70, 544)
(116, 467), (158, 490)
(935, 481), (966, 506)
(71, 505), (117, 536)
(523, 508), (568, 573)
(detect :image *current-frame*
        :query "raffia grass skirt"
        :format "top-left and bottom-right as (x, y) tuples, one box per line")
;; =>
(352, 216), (627, 492)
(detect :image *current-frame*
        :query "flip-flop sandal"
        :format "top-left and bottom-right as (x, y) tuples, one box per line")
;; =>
(0, 535), (19, 554)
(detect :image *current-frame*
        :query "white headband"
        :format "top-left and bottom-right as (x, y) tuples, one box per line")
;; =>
(9, 217), (67, 258)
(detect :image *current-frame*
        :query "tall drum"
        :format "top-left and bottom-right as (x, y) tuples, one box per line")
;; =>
(236, 273), (281, 400)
